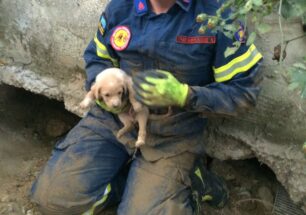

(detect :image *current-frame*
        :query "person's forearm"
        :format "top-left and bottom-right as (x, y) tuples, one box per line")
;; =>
(184, 63), (263, 117)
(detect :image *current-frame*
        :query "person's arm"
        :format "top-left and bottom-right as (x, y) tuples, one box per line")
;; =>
(185, 30), (263, 116)
(83, 6), (119, 91)
(133, 28), (263, 117)
(186, 0), (262, 116)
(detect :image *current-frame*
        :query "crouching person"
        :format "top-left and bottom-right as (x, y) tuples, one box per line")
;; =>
(30, 0), (263, 214)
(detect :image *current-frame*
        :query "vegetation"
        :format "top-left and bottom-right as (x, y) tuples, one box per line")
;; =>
(197, 0), (306, 99)
(197, 0), (306, 155)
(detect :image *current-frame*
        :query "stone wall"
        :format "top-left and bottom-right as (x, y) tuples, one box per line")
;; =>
(0, 0), (108, 113)
(0, 0), (305, 211)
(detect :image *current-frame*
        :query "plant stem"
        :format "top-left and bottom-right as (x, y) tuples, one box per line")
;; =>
(284, 34), (306, 50)
(278, 0), (284, 64)
(285, 34), (306, 44)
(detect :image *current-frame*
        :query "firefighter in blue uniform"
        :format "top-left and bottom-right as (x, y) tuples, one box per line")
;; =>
(30, 0), (263, 214)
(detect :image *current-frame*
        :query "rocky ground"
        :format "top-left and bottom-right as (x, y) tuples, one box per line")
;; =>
(0, 84), (301, 215)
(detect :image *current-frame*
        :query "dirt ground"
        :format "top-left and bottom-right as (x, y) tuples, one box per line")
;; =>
(0, 84), (292, 215)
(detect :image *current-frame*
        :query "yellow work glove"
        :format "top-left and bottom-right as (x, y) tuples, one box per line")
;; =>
(133, 70), (189, 107)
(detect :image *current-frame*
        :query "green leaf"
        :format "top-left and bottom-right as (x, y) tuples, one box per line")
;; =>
(301, 87), (306, 99)
(247, 32), (257, 46)
(223, 24), (237, 32)
(303, 142), (306, 158)
(252, 0), (263, 6)
(224, 46), (240, 58)
(282, 0), (306, 19)
(244, 1), (253, 12)
(287, 58), (306, 100)
(257, 23), (271, 34)
(223, 31), (234, 39)
(288, 82), (300, 91)
(233, 41), (241, 47)
(293, 63), (306, 70)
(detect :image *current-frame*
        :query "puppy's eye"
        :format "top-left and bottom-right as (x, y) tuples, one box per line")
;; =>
(118, 91), (122, 95)
(105, 93), (110, 97)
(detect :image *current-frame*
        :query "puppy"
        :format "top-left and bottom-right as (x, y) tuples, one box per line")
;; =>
(80, 68), (149, 147)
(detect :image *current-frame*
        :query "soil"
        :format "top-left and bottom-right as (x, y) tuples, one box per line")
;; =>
(0, 84), (282, 215)
(0, 84), (79, 215)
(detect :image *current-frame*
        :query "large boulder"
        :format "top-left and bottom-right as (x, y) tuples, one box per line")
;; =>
(0, 0), (305, 211)
(0, 0), (105, 114)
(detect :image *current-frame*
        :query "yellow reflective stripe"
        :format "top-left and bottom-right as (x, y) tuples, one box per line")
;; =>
(94, 35), (119, 67)
(82, 184), (111, 215)
(215, 52), (262, 82)
(213, 44), (263, 82)
(214, 44), (257, 74)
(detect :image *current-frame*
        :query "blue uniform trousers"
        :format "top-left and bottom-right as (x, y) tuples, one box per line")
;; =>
(30, 106), (197, 215)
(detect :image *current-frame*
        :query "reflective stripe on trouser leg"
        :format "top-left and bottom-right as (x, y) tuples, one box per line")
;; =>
(83, 183), (112, 215)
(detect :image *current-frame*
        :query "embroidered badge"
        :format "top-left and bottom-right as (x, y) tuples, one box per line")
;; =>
(234, 22), (246, 43)
(98, 15), (107, 36)
(135, 0), (148, 14)
(176, 36), (216, 44)
(110, 26), (131, 51)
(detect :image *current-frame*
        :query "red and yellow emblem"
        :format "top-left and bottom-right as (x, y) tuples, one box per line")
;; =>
(110, 26), (131, 51)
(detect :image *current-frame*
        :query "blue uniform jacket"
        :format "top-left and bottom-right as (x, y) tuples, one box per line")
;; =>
(83, 0), (263, 161)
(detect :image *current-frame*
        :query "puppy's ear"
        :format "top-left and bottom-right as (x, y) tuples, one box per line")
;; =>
(125, 76), (134, 95)
(122, 76), (130, 97)
(93, 85), (103, 101)
(121, 85), (127, 101)
(123, 80), (128, 95)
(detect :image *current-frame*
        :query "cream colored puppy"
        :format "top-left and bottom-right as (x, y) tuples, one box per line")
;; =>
(80, 68), (149, 147)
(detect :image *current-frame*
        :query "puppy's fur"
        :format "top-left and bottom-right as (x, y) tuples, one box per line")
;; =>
(80, 68), (148, 147)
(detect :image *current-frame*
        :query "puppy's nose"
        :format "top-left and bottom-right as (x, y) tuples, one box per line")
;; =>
(112, 104), (120, 109)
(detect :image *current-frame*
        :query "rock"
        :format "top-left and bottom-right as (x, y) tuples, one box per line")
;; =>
(26, 209), (34, 215)
(224, 172), (236, 181)
(257, 185), (274, 210)
(45, 119), (69, 137)
(22, 207), (26, 214)
(0, 195), (10, 203)
(236, 189), (257, 211)
(237, 189), (252, 199)
(6, 203), (14, 213)
(2, 203), (21, 214)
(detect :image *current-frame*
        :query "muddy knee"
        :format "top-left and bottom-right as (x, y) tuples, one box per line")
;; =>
(31, 170), (97, 214)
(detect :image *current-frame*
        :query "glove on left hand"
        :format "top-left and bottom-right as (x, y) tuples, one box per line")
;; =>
(133, 70), (189, 107)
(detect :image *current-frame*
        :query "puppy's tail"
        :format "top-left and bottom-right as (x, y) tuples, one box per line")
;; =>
(149, 107), (172, 120)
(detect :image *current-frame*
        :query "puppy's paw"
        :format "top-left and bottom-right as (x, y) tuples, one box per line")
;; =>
(117, 129), (125, 139)
(135, 139), (145, 147)
(80, 98), (91, 109)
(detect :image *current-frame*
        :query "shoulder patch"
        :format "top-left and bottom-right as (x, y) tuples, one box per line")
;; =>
(110, 26), (131, 51)
(98, 14), (107, 36)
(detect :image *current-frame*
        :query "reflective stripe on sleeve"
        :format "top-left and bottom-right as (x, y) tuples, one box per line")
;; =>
(213, 44), (263, 82)
(94, 35), (119, 67)
(82, 183), (112, 215)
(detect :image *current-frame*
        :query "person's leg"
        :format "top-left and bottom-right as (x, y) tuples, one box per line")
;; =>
(117, 152), (197, 215)
(30, 109), (131, 215)
(190, 157), (229, 210)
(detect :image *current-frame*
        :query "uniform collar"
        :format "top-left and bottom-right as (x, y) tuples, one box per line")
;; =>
(134, 0), (192, 16)
(176, 0), (192, 12)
